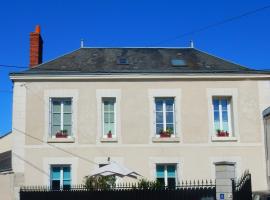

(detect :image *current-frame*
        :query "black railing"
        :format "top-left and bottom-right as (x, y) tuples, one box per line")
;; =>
(232, 170), (252, 200)
(20, 180), (216, 200)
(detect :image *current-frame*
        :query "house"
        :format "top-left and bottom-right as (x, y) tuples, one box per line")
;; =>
(8, 25), (270, 198)
(0, 132), (13, 200)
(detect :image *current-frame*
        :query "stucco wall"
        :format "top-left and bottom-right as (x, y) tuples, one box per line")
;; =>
(0, 173), (14, 200)
(12, 78), (270, 191)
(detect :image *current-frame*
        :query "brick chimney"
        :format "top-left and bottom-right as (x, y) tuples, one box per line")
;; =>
(29, 25), (43, 68)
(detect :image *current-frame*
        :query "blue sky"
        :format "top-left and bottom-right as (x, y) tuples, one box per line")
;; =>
(1, 0), (270, 135)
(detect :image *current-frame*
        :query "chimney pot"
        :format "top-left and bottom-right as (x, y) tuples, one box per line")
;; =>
(35, 25), (41, 34)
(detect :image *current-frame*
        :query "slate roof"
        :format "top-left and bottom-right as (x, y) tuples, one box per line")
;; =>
(0, 151), (12, 172)
(10, 47), (269, 75)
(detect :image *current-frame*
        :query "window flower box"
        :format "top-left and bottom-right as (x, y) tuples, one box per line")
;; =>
(107, 131), (112, 138)
(216, 130), (229, 137)
(55, 130), (68, 138)
(159, 128), (173, 138)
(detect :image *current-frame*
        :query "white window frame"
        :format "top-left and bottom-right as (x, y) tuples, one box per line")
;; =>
(212, 96), (233, 137)
(50, 98), (73, 138)
(102, 97), (117, 138)
(156, 163), (178, 186)
(154, 97), (176, 137)
(50, 165), (71, 189)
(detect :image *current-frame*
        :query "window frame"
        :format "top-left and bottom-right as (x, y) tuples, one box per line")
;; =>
(50, 98), (73, 138)
(50, 165), (71, 190)
(212, 96), (233, 137)
(154, 97), (176, 137)
(102, 97), (117, 138)
(156, 163), (177, 187)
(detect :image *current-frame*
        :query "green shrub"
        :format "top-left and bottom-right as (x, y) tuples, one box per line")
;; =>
(84, 175), (116, 189)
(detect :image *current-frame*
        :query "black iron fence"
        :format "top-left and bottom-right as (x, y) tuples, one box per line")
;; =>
(20, 180), (216, 200)
(232, 170), (252, 200)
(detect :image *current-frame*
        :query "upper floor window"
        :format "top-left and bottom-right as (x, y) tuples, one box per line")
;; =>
(156, 164), (177, 187)
(51, 98), (72, 138)
(102, 98), (116, 138)
(155, 98), (175, 137)
(50, 165), (71, 190)
(212, 97), (232, 137)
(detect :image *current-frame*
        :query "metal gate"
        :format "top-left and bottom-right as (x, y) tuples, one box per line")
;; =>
(232, 170), (252, 200)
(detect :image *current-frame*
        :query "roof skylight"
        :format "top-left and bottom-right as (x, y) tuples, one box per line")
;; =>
(117, 58), (129, 65)
(171, 59), (186, 66)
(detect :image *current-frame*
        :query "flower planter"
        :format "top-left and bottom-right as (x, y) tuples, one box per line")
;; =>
(55, 131), (68, 138)
(216, 130), (229, 137)
(160, 132), (171, 138)
(107, 131), (113, 138)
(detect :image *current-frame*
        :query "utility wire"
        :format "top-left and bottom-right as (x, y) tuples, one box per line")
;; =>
(13, 128), (98, 166)
(151, 4), (270, 46)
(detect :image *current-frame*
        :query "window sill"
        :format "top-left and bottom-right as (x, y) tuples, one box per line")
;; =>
(211, 136), (237, 142)
(47, 137), (75, 143)
(100, 137), (118, 143)
(152, 137), (180, 143)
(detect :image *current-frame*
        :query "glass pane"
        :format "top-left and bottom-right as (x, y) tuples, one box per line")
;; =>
(166, 124), (174, 133)
(104, 99), (115, 112)
(156, 124), (163, 135)
(155, 99), (163, 111)
(167, 178), (176, 187)
(63, 125), (71, 135)
(156, 165), (165, 178)
(213, 99), (219, 111)
(109, 113), (114, 123)
(51, 180), (60, 190)
(221, 98), (228, 111)
(63, 180), (71, 190)
(167, 165), (176, 178)
(104, 123), (115, 135)
(51, 167), (60, 180)
(214, 121), (220, 131)
(52, 125), (61, 136)
(63, 113), (72, 125)
(223, 122), (229, 132)
(214, 111), (220, 121)
(165, 98), (174, 111)
(104, 113), (109, 123)
(166, 112), (174, 123)
(52, 113), (61, 125)
(63, 167), (71, 180)
(52, 101), (61, 113)
(63, 100), (72, 113)
(156, 112), (163, 123)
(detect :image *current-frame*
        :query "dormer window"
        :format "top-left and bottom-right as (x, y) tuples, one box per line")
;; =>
(117, 58), (129, 65)
(171, 59), (186, 67)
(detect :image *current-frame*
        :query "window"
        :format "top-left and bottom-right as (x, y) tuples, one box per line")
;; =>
(117, 58), (129, 65)
(155, 98), (175, 136)
(171, 59), (186, 66)
(50, 165), (71, 190)
(212, 97), (232, 137)
(102, 98), (116, 138)
(156, 164), (177, 187)
(50, 98), (72, 138)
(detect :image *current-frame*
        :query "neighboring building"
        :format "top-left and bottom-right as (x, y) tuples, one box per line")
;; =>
(263, 107), (270, 189)
(9, 26), (270, 198)
(0, 131), (12, 153)
(0, 132), (13, 200)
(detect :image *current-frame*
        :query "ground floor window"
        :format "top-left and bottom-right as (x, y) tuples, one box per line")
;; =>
(156, 164), (177, 187)
(50, 165), (71, 190)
